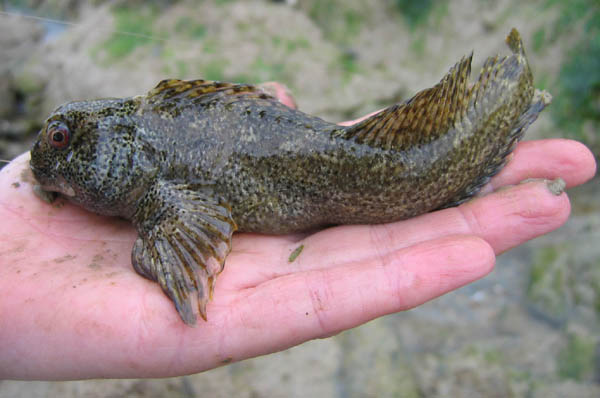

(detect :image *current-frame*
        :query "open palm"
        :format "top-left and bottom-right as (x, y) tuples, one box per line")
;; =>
(0, 89), (595, 380)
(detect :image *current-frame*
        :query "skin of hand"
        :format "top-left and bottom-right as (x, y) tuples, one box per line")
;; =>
(0, 83), (596, 380)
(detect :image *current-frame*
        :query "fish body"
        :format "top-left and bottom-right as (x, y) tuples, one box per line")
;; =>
(30, 29), (550, 325)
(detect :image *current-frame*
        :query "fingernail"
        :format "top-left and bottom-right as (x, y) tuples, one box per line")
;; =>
(518, 177), (566, 196)
(546, 178), (566, 196)
(257, 82), (298, 109)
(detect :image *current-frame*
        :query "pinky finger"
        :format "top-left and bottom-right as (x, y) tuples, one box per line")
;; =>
(487, 139), (596, 191)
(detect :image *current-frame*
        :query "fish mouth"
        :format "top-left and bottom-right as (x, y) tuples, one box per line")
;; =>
(43, 183), (76, 197)
(33, 182), (76, 199)
(29, 164), (76, 198)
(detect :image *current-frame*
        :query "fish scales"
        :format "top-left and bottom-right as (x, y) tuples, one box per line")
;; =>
(30, 29), (551, 325)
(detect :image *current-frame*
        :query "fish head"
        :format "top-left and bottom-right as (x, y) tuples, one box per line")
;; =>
(30, 97), (155, 218)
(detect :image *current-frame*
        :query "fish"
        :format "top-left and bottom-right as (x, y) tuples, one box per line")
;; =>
(29, 29), (551, 325)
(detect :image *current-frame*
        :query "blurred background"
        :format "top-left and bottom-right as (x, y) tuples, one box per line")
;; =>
(0, 0), (598, 396)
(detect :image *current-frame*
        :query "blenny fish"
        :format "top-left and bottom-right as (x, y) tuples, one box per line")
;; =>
(30, 29), (551, 325)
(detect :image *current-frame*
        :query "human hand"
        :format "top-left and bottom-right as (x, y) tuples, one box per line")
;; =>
(0, 84), (595, 380)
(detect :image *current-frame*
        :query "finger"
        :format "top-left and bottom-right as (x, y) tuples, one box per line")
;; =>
(211, 235), (494, 366)
(257, 82), (298, 109)
(483, 139), (596, 193)
(6, 236), (491, 378)
(289, 139), (591, 268)
(197, 137), (595, 289)
(361, 178), (570, 258)
(231, 177), (569, 290)
(326, 178), (570, 260)
(338, 109), (383, 126)
(0, 152), (32, 195)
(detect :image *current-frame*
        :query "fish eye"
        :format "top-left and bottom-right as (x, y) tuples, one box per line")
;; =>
(47, 121), (71, 149)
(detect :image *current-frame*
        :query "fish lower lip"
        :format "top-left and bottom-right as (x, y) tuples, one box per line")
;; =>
(40, 185), (57, 192)
(57, 186), (76, 197)
(40, 184), (75, 197)
(33, 185), (58, 203)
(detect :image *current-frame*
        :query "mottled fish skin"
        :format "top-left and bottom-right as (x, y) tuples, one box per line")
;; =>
(30, 29), (550, 325)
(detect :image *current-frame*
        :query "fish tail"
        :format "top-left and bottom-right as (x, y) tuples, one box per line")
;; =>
(436, 29), (552, 207)
(439, 87), (552, 208)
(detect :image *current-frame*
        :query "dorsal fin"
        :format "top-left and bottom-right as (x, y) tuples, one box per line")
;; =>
(341, 29), (534, 152)
(342, 54), (473, 151)
(506, 27), (525, 56)
(146, 79), (275, 103)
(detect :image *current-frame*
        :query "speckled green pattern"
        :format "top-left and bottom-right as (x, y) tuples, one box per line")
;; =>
(29, 29), (550, 325)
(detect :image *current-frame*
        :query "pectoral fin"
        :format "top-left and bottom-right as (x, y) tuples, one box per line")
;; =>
(132, 181), (237, 325)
